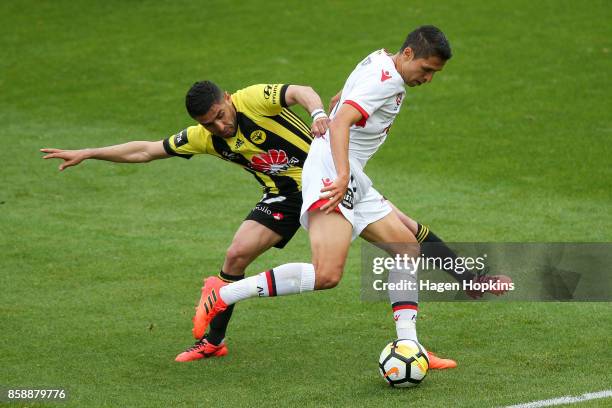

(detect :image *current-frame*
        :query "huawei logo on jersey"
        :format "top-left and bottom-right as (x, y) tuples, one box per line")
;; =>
(272, 212), (284, 221)
(381, 69), (392, 82)
(322, 177), (333, 187)
(250, 149), (298, 175)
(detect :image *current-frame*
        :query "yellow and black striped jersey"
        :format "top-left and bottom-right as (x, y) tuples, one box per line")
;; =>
(163, 84), (313, 195)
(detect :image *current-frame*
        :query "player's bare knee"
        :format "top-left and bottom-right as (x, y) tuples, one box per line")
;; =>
(315, 274), (342, 289)
(313, 264), (344, 290)
(225, 242), (252, 270)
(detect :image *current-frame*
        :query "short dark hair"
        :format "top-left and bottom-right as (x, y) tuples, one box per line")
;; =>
(185, 80), (223, 118)
(400, 25), (452, 61)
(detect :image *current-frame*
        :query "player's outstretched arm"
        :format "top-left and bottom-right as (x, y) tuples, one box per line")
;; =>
(40, 140), (170, 171)
(284, 85), (330, 137)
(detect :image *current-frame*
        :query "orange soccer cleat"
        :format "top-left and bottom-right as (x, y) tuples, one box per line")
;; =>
(427, 351), (458, 370)
(192, 276), (229, 339)
(175, 337), (228, 362)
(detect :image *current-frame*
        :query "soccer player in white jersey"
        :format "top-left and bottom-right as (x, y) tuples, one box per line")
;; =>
(194, 26), (457, 368)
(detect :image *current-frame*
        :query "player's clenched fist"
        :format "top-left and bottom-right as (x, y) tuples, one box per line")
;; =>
(311, 116), (330, 137)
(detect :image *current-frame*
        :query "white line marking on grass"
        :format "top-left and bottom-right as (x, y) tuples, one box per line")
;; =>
(503, 390), (612, 408)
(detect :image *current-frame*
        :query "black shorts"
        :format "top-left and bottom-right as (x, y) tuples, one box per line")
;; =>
(245, 192), (302, 248)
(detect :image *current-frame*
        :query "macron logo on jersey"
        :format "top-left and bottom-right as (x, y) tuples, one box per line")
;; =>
(381, 69), (392, 82)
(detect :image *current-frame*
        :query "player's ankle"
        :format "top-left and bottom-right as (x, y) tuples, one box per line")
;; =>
(204, 333), (224, 346)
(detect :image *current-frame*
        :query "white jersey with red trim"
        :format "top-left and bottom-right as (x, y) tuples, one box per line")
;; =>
(330, 49), (406, 169)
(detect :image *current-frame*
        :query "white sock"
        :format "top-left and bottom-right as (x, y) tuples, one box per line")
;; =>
(219, 263), (315, 305)
(393, 309), (418, 342)
(388, 262), (419, 342)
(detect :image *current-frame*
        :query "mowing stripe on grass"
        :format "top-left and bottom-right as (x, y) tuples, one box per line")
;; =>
(502, 389), (612, 408)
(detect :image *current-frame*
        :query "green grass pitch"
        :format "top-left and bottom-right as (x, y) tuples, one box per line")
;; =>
(1, 0), (611, 407)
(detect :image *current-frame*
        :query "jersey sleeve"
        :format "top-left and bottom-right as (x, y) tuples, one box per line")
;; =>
(342, 73), (399, 126)
(162, 126), (210, 159)
(234, 84), (289, 116)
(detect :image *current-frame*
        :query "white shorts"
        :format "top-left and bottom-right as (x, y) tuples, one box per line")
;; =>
(300, 137), (391, 241)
